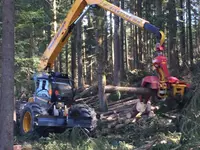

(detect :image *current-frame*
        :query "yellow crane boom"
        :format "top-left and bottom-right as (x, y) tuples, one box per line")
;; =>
(38, 0), (165, 71)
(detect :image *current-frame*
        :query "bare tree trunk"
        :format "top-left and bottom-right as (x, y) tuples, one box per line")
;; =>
(104, 13), (108, 63)
(77, 22), (83, 88)
(65, 44), (68, 74)
(95, 10), (108, 112)
(110, 12), (114, 69)
(0, 0), (14, 149)
(156, 0), (162, 28)
(179, 0), (186, 67)
(71, 33), (77, 88)
(137, 0), (143, 69)
(134, 26), (138, 69)
(59, 53), (62, 72)
(113, 0), (120, 86)
(187, 0), (193, 68)
(120, 0), (125, 79)
(167, 0), (177, 72)
(83, 29), (87, 85)
(53, 0), (58, 72)
(124, 28), (128, 70)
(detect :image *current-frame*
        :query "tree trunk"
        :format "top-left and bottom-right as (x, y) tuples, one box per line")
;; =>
(167, 0), (177, 72)
(120, 0), (125, 79)
(71, 33), (77, 88)
(124, 28), (128, 70)
(105, 86), (151, 95)
(65, 44), (68, 74)
(137, 0), (143, 69)
(96, 10), (108, 112)
(104, 13), (108, 63)
(0, 0), (14, 149)
(113, 0), (120, 86)
(53, 0), (58, 72)
(77, 21), (83, 88)
(179, 0), (186, 67)
(59, 53), (62, 72)
(110, 12), (114, 68)
(156, 0), (162, 28)
(187, 0), (193, 68)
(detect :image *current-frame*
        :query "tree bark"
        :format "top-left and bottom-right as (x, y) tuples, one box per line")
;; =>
(59, 53), (62, 72)
(0, 0), (15, 149)
(96, 10), (108, 112)
(167, 0), (178, 72)
(137, 0), (143, 69)
(71, 33), (77, 88)
(77, 21), (83, 88)
(156, 0), (163, 28)
(113, 0), (120, 86)
(120, 0), (125, 79)
(179, 0), (186, 67)
(187, 0), (193, 68)
(65, 44), (68, 74)
(53, 0), (58, 72)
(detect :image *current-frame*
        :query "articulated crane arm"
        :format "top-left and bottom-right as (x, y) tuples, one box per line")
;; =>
(38, 0), (165, 71)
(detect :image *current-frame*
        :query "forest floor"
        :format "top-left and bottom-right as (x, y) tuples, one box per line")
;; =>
(15, 95), (185, 150)
(14, 69), (196, 150)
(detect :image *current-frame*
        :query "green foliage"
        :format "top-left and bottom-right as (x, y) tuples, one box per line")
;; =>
(15, 57), (39, 96)
(178, 62), (200, 148)
(16, 128), (134, 150)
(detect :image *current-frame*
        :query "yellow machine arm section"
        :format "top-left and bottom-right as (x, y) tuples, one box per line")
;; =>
(38, 0), (165, 71)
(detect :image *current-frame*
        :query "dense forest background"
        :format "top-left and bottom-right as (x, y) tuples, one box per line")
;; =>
(0, 0), (199, 96)
(0, 0), (200, 149)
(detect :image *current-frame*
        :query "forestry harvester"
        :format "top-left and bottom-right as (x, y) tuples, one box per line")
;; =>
(20, 0), (190, 135)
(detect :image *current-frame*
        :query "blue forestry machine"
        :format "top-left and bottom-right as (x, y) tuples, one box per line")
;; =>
(19, 0), (175, 136)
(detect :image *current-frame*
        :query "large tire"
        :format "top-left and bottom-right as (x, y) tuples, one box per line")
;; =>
(20, 102), (44, 135)
(69, 104), (96, 119)
(68, 104), (97, 130)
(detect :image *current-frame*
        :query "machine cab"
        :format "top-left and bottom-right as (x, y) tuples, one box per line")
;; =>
(33, 72), (74, 106)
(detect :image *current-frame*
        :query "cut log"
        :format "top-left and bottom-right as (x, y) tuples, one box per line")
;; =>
(106, 113), (119, 121)
(75, 85), (152, 99)
(126, 112), (132, 119)
(14, 145), (22, 150)
(105, 85), (152, 95)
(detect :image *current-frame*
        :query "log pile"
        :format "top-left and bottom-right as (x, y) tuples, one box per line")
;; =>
(76, 94), (152, 131)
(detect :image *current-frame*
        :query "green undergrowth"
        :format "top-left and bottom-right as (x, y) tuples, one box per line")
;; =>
(14, 117), (183, 150)
(175, 61), (200, 149)
(15, 127), (134, 150)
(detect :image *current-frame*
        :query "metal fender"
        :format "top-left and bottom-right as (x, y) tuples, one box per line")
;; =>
(141, 76), (159, 89)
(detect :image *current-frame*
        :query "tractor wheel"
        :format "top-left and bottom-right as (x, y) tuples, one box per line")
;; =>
(69, 104), (97, 132)
(69, 104), (96, 119)
(20, 102), (44, 136)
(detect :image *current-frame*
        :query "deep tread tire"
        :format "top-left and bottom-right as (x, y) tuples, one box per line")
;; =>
(69, 104), (96, 119)
(69, 104), (97, 131)
(20, 102), (44, 135)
